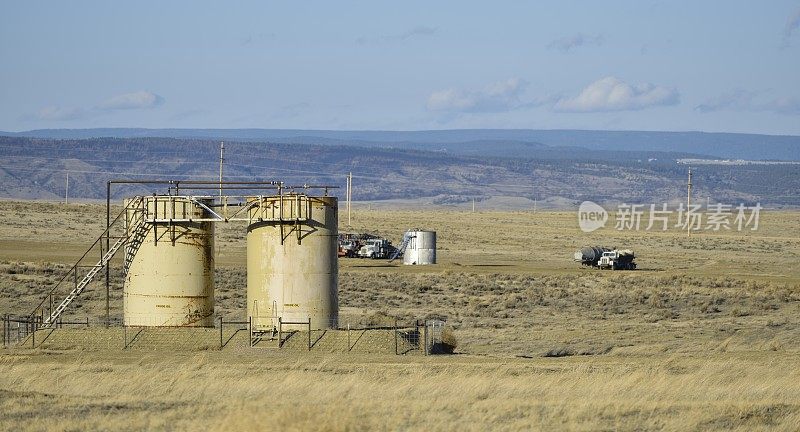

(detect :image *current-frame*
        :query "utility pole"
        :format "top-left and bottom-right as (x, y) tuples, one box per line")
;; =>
(687, 168), (692, 237)
(218, 141), (225, 198)
(65, 171), (69, 205)
(533, 198), (537, 214)
(347, 172), (352, 226)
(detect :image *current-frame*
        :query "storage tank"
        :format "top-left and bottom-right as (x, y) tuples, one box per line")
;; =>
(403, 229), (436, 265)
(247, 194), (338, 331)
(123, 196), (215, 327)
(574, 246), (611, 265)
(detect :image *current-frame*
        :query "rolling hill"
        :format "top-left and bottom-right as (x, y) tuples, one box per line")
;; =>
(1, 135), (798, 208)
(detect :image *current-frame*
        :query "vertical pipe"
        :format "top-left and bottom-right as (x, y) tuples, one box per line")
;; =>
(308, 318), (311, 351)
(219, 316), (223, 350)
(248, 316), (252, 347)
(106, 181), (111, 327)
(32, 318), (35, 348)
(153, 194), (158, 244)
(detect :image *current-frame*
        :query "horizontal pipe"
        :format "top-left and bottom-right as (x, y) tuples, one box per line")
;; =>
(110, 180), (282, 185)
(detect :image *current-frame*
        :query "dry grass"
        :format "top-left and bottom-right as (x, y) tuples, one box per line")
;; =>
(1, 200), (800, 430)
(1, 351), (799, 431)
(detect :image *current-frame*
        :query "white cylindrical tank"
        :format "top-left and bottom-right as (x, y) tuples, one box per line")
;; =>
(247, 194), (338, 331)
(403, 229), (437, 265)
(124, 196), (215, 327)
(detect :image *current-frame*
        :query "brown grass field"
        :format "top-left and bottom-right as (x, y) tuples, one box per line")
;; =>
(1, 199), (800, 431)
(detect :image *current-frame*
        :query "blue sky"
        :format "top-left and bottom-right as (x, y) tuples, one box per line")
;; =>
(1, 1), (799, 134)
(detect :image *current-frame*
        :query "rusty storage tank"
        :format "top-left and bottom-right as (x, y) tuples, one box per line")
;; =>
(247, 194), (338, 331)
(403, 229), (437, 265)
(123, 196), (215, 327)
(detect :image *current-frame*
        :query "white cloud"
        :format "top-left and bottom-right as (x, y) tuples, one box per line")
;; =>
(357, 26), (437, 44)
(554, 76), (679, 112)
(397, 26), (437, 40)
(696, 90), (800, 114)
(782, 8), (800, 46)
(35, 106), (85, 121)
(763, 96), (800, 114)
(426, 78), (527, 113)
(547, 33), (603, 53)
(98, 91), (164, 110)
(695, 89), (756, 113)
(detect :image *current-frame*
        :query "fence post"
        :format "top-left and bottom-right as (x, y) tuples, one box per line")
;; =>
(248, 316), (252, 347)
(32, 317), (36, 349)
(2, 314), (6, 348)
(86, 317), (89, 328)
(307, 318), (311, 351)
(394, 320), (398, 355)
(123, 325), (127, 350)
(278, 317), (282, 349)
(418, 320), (422, 352)
(423, 321), (428, 356)
(219, 316), (223, 350)
(347, 322), (351, 352)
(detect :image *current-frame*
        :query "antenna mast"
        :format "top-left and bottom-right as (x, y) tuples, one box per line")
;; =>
(687, 167), (692, 237)
(219, 141), (225, 198)
(347, 172), (352, 226)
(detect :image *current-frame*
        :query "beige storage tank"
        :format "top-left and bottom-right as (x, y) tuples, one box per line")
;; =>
(247, 194), (338, 331)
(124, 196), (215, 327)
(403, 229), (437, 265)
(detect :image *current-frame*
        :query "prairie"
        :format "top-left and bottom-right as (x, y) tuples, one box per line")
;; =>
(1, 200), (799, 430)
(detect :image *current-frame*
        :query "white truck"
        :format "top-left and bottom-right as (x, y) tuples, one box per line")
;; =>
(357, 238), (392, 259)
(597, 249), (636, 270)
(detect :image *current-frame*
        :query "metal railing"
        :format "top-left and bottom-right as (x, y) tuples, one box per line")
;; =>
(26, 197), (144, 328)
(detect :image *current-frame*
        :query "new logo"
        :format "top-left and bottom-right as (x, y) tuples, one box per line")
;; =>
(578, 201), (608, 233)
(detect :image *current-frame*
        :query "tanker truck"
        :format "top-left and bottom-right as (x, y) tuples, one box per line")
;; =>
(574, 246), (637, 270)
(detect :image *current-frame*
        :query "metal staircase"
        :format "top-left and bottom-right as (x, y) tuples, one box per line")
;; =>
(388, 233), (413, 262)
(43, 236), (127, 326)
(29, 197), (147, 329)
(123, 203), (150, 275)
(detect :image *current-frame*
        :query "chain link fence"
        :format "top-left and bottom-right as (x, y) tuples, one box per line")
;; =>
(3, 313), (451, 355)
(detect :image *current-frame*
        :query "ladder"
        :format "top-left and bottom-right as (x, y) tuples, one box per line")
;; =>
(123, 208), (150, 275)
(388, 233), (413, 262)
(42, 236), (127, 326)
